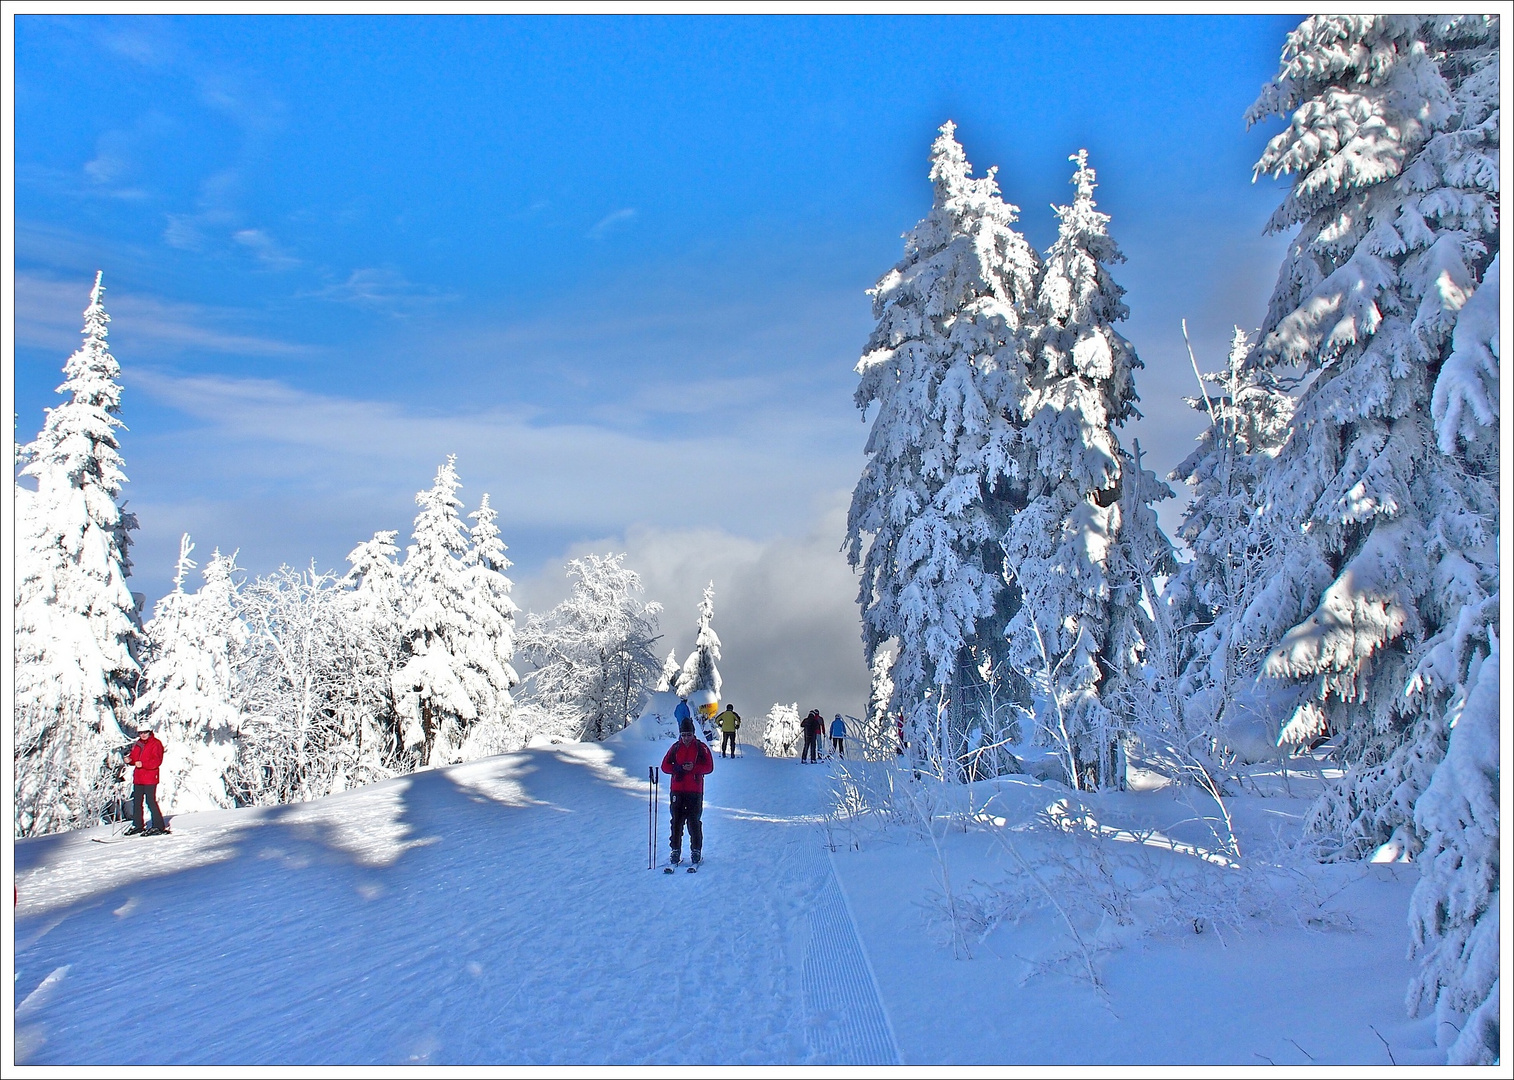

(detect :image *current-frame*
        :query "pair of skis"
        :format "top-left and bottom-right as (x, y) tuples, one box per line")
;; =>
(92, 828), (172, 844)
(648, 765), (701, 873)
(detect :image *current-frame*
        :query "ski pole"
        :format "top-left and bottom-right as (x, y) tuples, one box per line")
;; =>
(647, 766), (653, 869)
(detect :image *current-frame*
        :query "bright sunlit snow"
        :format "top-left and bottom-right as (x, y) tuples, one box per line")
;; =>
(15, 736), (1435, 1067)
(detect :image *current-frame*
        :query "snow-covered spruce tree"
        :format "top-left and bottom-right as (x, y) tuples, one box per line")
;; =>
(391, 458), (475, 766)
(14, 272), (142, 835)
(134, 537), (246, 814)
(1166, 329), (1295, 751)
(762, 702), (802, 758)
(1244, 15), (1499, 855)
(390, 457), (498, 767)
(517, 553), (663, 742)
(1408, 611), (1500, 1064)
(675, 582), (723, 712)
(1001, 150), (1153, 790)
(654, 648), (680, 693)
(1101, 442), (1178, 750)
(846, 121), (1039, 779)
(455, 494), (522, 758)
(340, 530), (409, 770)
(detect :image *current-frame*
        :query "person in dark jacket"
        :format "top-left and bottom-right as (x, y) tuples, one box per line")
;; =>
(660, 717), (714, 865)
(714, 704), (741, 758)
(125, 727), (168, 836)
(801, 709), (824, 763)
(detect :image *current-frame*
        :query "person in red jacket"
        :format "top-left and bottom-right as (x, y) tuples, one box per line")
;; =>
(660, 716), (714, 866)
(125, 726), (169, 836)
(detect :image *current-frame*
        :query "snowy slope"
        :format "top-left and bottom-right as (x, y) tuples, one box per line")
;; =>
(14, 740), (1438, 1066)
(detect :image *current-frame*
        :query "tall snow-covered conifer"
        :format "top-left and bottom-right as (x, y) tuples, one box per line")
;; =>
(846, 122), (1038, 776)
(341, 529), (409, 766)
(135, 538), (245, 813)
(675, 582), (723, 710)
(1167, 329), (1295, 746)
(1002, 151), (1154, 789)
(14, 272), (143, 835)
(392, 457), (486, 766)
(1244, 15), (1500, 854)
(457, 494), (522, 758)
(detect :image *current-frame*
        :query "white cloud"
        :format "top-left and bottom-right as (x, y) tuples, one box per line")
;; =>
(513, 498), (870, 723)
(307, 266), (452, 313)
(129, 368), (859, 534)
(233, 229), (302, 271)
(588, 208), (637, 240)
(13, 272), (312, 358)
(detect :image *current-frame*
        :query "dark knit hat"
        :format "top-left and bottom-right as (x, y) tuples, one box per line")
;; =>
(679, 717), (696, 735)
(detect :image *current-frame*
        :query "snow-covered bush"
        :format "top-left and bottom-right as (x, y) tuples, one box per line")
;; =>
(761, 702), (801, 758)
(14, 273), (142, 836)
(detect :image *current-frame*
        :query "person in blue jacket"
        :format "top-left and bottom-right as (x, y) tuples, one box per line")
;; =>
(830, 714), (847, 758)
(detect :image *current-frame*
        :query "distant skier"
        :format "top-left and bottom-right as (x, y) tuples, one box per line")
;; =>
(125, 726), (169, 836)
(674, 696), (692, 730)
(715, 703), (742, 758)
(830, 714), (847, 758)
(801, 709), (824, 763)
(661, 716), (714, 866)
(896, 713), (907, 756)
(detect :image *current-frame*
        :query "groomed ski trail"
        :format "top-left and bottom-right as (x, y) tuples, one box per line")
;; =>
(14, 738), (896, 1066)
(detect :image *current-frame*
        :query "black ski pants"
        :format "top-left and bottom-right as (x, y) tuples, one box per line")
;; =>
(721, 731), (737, 757)
(132, 783), (165, 831)
(669, 791), (703, 855)
(802, 733), (819, 762)
(832, 737), (845, 757)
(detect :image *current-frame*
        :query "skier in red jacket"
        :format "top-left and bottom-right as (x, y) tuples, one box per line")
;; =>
(125, 727), (169, 836)
(660, 716), (714, 866)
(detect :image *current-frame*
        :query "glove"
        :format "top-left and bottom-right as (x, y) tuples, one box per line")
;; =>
(681, 762), (694, 772)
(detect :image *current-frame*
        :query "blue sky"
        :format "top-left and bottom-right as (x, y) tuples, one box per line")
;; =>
(12, 13), (1303, 714)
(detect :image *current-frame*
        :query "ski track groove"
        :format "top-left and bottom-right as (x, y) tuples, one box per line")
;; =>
(799, 849), (902, 1066)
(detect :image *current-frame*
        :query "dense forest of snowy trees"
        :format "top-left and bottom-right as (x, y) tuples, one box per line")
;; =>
(11, 13), (1499, 1067)
(847, 15), (1498, 1064)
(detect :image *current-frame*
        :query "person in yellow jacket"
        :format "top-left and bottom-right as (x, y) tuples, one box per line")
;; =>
(714, 704), (742, 759)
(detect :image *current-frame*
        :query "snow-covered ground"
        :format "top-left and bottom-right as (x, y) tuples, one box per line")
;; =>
(13, 734), (1438, 1066)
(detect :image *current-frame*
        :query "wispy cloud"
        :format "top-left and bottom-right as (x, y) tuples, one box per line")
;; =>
(306, 266), (453, 314)
(14, 272), (313, 359)
(233, 229), (302, 271)
(588, 208), (637, 240)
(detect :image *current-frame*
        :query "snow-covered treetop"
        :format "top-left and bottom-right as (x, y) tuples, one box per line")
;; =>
(1034, 150), (1140, 424)
(171, 533), (197, 594)
(408, 456), (468, 569)
(20, 270), (128, 499)
(1246, 15), (1498, 370)
(466, 493), (514, 578)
